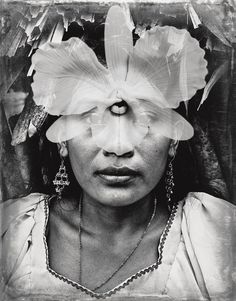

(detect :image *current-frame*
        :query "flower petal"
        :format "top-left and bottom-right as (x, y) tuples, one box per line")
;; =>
(133, 100), (194, 140)
(46, 97), (193, 146)
(46, 115), (89, 143)
(90, 110), (148, 155)
(127, 26), (208, 108)
(31, 37), (114, 115)
(105, 5), (133, 82)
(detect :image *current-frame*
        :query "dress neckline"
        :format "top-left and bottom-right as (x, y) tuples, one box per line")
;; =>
(42, 196), (180, 299)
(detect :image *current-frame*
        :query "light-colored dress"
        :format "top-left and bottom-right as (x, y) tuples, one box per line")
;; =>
(1, 192), (236, 301)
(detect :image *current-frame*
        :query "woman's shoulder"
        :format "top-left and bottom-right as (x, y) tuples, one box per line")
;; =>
(1, 192), (50, 236)
(178, 192), (236, 300)
(182, 191), (236, 220)
(179, 192), (236, 298)
(184, 191), (236, 207)
(181, 191), (235, 238)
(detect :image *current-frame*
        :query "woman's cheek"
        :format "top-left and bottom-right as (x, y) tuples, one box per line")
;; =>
(139, 137), (170, 183)
(68, 140), (92, 181)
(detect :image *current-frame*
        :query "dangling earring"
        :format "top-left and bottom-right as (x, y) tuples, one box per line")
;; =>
(165, 159), (174, 211)
(53, 158), (70, 199)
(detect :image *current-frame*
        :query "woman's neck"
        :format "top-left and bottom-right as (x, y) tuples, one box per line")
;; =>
(80, 192), (156, 235)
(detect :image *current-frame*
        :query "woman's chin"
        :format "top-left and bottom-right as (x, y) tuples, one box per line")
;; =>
(85, 186), (147, 207)
(78, 173), (154, 207)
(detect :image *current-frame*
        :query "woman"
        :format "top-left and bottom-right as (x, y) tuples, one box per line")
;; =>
(1, 5), (235, 301)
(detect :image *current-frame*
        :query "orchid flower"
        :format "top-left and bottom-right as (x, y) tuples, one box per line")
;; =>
(31, 5), (207, 153)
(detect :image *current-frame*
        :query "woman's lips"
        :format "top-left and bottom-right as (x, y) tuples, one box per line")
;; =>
(98, 174), (135, 184)
(95, 167), (139, 184)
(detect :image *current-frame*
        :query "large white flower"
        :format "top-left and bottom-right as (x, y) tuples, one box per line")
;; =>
(31, 5), (207, 148)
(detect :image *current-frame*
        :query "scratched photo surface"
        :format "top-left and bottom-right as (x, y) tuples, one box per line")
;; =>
(1, 1), (236, 300)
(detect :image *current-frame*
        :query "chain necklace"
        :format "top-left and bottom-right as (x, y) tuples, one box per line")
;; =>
(78, 195), (157, 292)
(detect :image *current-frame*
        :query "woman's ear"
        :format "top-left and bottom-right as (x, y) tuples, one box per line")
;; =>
(168, 140), (179, 158)
(57, 142), (68, 158)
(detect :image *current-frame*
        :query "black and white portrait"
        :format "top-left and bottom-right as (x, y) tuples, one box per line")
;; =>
(1, 1), (236, 300)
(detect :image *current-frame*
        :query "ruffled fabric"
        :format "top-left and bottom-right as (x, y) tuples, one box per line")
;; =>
(181, 193), (236, 300)
(1, 193), (46, 296)
(31, 5), (207, 145)
(1, 192), (235, 300)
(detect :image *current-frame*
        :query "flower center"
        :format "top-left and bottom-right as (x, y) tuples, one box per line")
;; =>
(110, 100), (128, 115)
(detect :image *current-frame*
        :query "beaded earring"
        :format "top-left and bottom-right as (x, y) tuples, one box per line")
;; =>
(165, 159), (175, 211)
(53, 158), (70, 199)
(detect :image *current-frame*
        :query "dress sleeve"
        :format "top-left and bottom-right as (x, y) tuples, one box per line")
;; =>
(181, 192), (236, 300)
(1, 193), (47, 287)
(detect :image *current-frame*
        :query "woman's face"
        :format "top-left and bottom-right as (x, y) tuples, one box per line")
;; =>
(66, 122), (171, 206)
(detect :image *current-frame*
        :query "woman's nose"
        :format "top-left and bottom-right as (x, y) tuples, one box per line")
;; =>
(102, 116), (134, 157)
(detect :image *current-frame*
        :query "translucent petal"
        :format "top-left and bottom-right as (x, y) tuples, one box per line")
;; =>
(46, 104), (108, 143)
(110, 80), (166, 109)
(127, 26), (208, 108)
(46, 115), (90, 143)
(34, 9), (205, 145)
(31, 37), (114, 115)
(149, 108), (193, 140)
(91, 117), (147, 156)
(129, 100), (194, 141)
(105, 6), (133, 82)
(46, 99), (193, 145)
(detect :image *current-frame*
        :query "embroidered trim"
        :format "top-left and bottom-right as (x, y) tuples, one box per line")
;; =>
(43, 198), (178, 299)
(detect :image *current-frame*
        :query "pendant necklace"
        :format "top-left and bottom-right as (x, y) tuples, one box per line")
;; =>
(78, 196), (157, 292)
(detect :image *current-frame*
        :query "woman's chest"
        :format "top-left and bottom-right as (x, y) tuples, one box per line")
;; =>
(46, 218), (161, 293)
(46, 201), (166, 292)
(8, 200), (208, 300)
(15, 225), (207, 301)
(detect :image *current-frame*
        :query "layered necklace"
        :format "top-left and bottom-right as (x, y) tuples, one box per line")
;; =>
(78, 196), (157, 292)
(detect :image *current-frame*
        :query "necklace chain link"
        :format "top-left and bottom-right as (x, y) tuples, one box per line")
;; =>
(78, 196), (157, 292)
